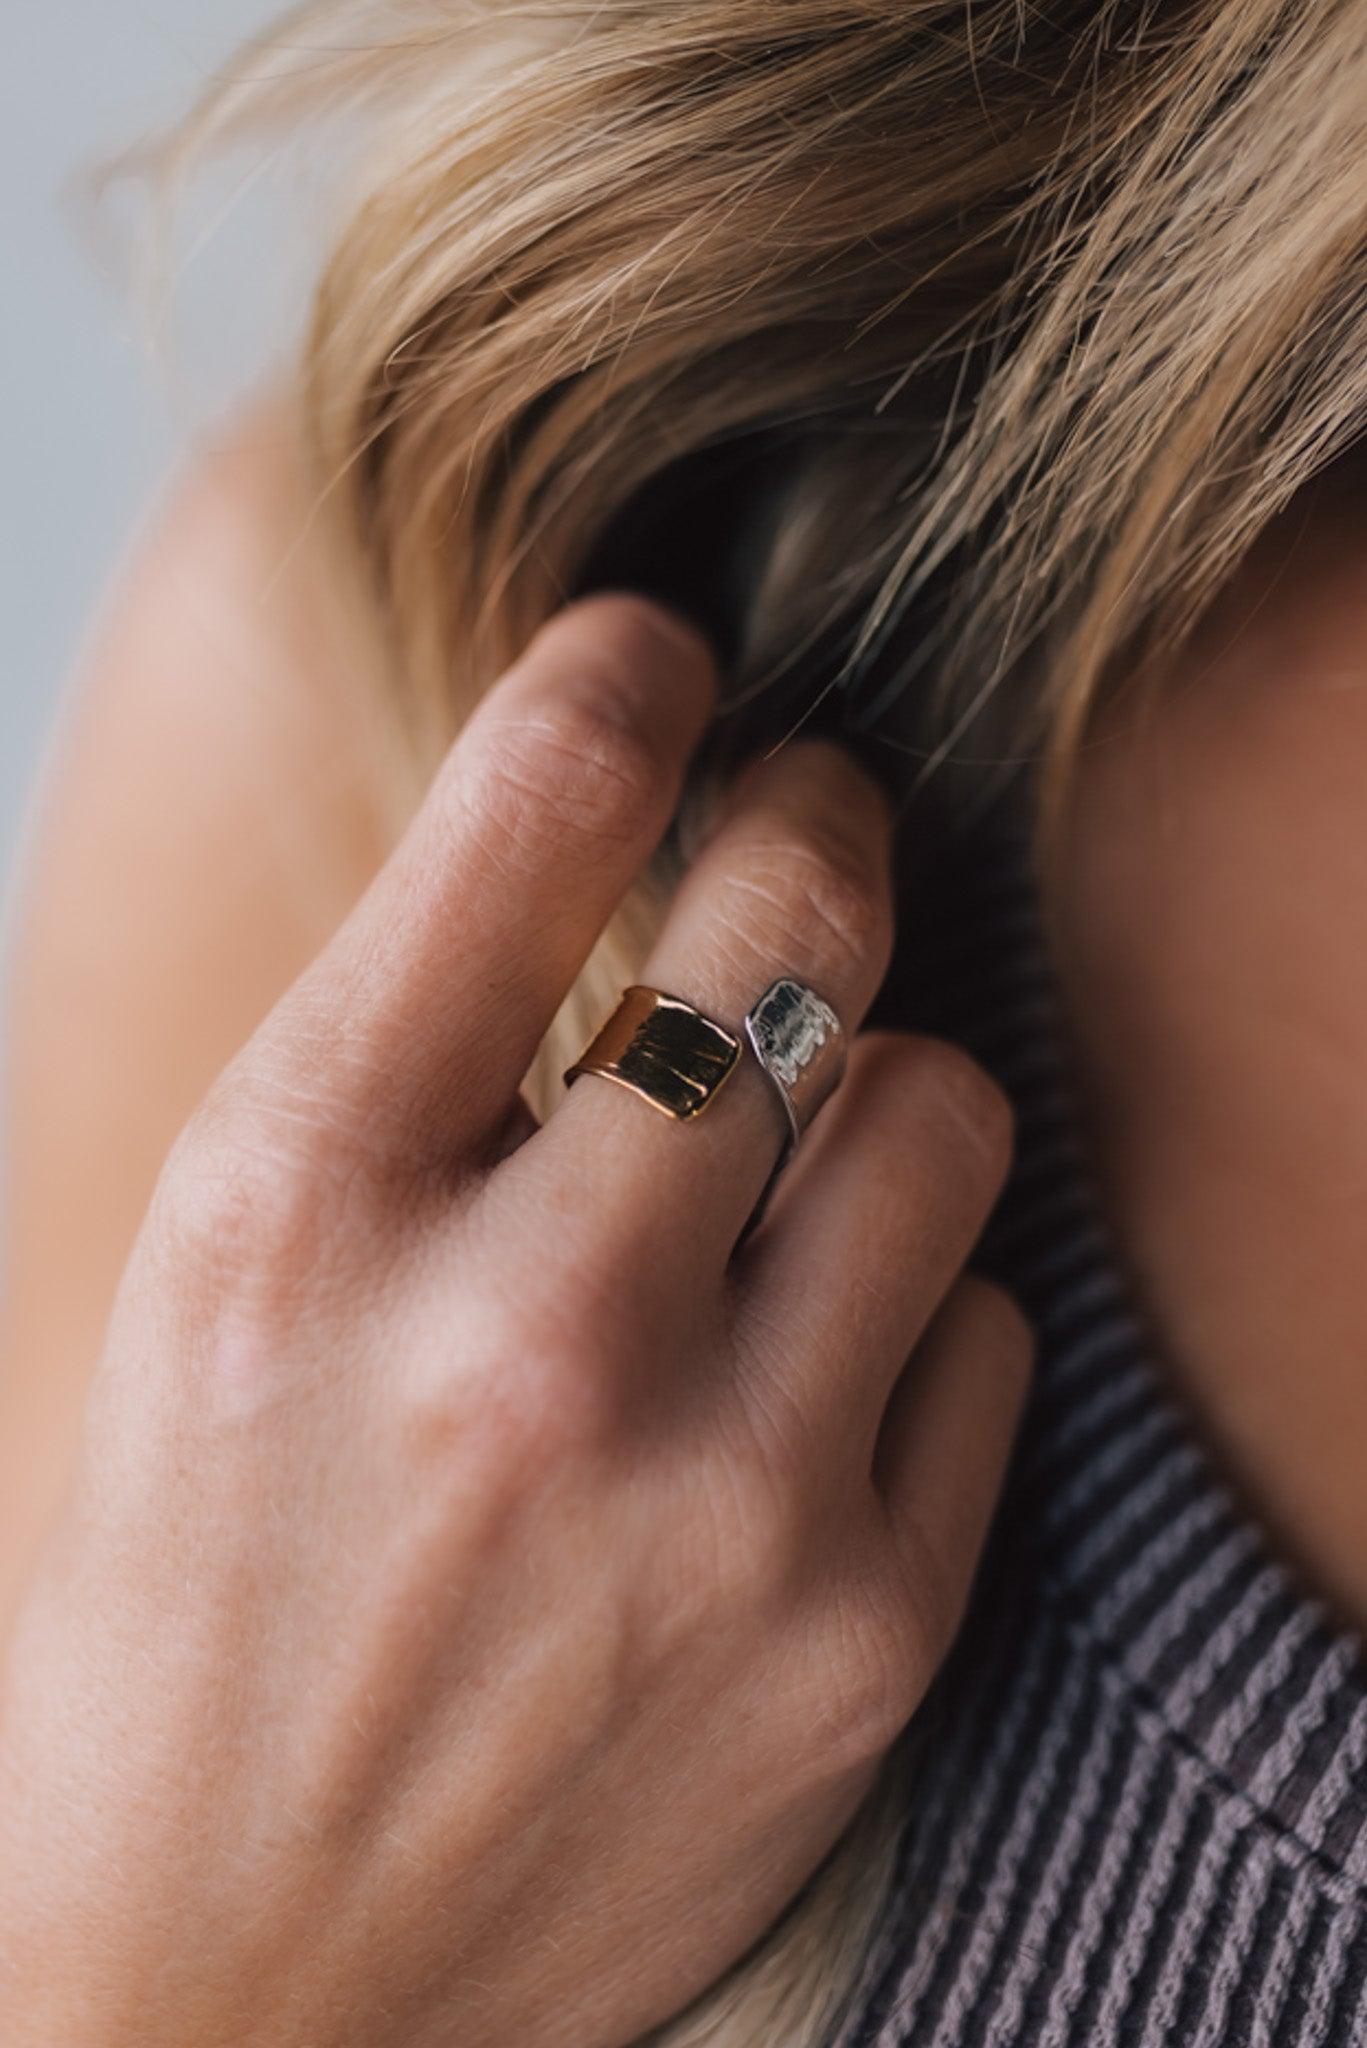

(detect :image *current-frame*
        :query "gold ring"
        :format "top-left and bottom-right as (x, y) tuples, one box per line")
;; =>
(564, 985), (741, 1120)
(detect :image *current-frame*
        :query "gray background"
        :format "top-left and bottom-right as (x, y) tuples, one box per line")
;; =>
(3, 3), (310, 887)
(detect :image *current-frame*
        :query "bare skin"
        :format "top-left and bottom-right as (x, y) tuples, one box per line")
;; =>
(4, 401), (1366, 2037)
(0, 410), (396, 1628)
(1045, 454), (1367, 1629)
(0, 413), (1029, 2043)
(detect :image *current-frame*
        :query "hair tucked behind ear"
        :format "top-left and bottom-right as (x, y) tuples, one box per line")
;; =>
(144, 3), (1367, 2038)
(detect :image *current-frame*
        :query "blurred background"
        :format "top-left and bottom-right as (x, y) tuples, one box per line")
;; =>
(4, 3), (310, 883)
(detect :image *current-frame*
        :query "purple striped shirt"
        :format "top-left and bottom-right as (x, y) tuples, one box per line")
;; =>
(834, 794), (1367, 2047)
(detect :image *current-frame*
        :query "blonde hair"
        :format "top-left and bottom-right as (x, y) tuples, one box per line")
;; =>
(147, 3), (1367, 2039)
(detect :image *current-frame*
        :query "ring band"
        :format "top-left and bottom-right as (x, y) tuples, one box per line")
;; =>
(744, 978), (847, 1166)
(564, 985), (741, 1120)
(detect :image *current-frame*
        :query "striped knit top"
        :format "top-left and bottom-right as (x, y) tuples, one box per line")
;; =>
(836, 793), (1367, 2048)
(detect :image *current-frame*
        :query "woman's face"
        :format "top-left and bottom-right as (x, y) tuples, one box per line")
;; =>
(1040, 452), (1367, 1626)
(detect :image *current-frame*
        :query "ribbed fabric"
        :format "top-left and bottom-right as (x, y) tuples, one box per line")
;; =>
(836, 796), (1367, 2048)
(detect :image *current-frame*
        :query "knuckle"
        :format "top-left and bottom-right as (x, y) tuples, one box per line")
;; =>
(835, 1625), (924, 1766)
(907, 1036), (1016, 1178)
(955, 1273), (1038, 1393)
(149, 1080), (368, 1312)
(811, 1555), (927, 1770)
(724, 831), (889, 991)
(402, 1364), (612, 1499)
(510, 1338), (626, 1462)
(472, 695), (667, 860)
(887, 1505), (964, 1670)
(741, 1488), (812, 1607)
(404, 1294), (627, 1486)
(705, 1446), (813, 1614)
(149, 1134), (302, 1309)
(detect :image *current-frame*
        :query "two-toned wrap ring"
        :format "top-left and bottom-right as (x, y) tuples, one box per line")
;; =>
(565, 977), (847, 1228)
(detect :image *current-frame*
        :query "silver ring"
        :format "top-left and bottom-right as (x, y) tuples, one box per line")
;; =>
(744, 977), (847, 1174)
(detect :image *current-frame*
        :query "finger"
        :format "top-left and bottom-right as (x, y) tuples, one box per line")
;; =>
(514, 739), (896, 1264)
(734, 1032), (1014, 1455)
(247, 595), (716, 1168)
(874, 1272), (1035, 1659)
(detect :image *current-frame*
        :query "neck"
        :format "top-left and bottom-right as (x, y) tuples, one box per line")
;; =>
(1042, 462), (1367, 1633)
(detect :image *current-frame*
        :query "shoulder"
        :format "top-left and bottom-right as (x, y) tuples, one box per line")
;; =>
(0, 398), (408, 1610)
(66, 397), (406, 869)
(8, 390), (410, 1190)
(15, 396), (410, 1032)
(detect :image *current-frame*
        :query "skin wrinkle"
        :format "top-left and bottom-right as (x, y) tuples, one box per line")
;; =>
(2, 7), (1365, 2044)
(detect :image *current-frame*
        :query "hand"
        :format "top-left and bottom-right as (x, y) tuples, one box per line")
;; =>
(0, 597), (1031, 2048)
